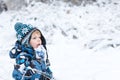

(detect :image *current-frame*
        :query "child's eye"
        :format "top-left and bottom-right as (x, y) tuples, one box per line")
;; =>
(33, 37), (37, 39)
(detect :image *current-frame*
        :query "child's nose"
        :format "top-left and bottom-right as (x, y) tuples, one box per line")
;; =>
(37, 38), (41, 42)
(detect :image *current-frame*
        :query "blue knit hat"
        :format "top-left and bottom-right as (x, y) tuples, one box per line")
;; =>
(14, 22), (36, 45)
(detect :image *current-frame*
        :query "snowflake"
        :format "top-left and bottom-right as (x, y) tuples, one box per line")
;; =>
(22, 28), (29, 34)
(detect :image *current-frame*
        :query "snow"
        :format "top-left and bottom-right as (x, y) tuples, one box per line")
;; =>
(1, 0), (120, 80)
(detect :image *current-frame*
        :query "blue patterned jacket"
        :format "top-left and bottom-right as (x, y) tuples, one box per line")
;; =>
(9, 41), (52, 80)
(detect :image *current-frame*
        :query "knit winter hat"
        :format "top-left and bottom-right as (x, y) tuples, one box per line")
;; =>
(14, 22), (36, 45)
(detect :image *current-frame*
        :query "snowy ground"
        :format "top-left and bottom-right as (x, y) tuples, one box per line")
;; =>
(1, 0), (120, 80)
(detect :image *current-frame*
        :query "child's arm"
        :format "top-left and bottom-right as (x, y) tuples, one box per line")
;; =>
(9, 47), (21, 58)
(9, 40), (22, 58)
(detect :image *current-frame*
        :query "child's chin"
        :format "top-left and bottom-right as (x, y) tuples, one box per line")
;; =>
(33, 46), (38, 49)
(36, 45), (40, 48)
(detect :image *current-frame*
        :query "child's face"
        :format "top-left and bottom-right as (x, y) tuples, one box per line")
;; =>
(29, 30), (42, 49)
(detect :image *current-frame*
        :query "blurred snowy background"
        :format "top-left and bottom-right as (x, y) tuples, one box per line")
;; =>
(1, 0), (120, 80)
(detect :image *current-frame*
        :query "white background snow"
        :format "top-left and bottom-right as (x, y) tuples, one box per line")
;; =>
(1, 0), (120, 80)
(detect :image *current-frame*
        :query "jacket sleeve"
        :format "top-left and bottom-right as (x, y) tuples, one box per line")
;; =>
(9, 47), (21, 58)
(9, 41), (22, 58)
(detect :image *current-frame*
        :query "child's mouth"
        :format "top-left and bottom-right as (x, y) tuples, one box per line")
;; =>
(37, 44), (40, 47)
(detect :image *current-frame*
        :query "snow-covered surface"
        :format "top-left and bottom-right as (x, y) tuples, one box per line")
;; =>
(1, 0), (120, 80)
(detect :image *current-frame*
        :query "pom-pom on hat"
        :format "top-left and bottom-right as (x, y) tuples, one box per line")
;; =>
(14, 22), (36, 45)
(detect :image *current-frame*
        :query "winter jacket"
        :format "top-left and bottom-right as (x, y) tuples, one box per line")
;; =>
(9, 40), (52, 80)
